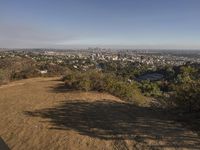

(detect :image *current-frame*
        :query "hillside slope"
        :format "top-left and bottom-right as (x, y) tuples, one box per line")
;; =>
(0, 77), (200, 150)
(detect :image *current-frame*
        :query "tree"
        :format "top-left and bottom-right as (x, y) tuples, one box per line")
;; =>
(174, 80), (200, 112)
(175, 66), (198, 84)
(139, 80), (161, 97)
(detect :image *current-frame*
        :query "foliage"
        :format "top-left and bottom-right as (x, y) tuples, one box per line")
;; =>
(0, 57), (70, 84)
(63, 70), (146, 104)
(0, 69), (8, 84)
(173, 80), (200, 112)
(139, 80), (162, 97)
(175, 66), (198, 84)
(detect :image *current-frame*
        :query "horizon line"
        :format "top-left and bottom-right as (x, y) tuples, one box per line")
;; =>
(1, 47), (200, 51)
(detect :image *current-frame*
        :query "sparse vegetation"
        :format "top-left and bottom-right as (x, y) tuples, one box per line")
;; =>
(0, 57), (70, 84)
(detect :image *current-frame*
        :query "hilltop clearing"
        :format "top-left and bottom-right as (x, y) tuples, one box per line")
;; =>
(0, 77), (200, 150)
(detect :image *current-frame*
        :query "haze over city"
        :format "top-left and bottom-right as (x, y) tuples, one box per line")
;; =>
(1, 0), (200, 49)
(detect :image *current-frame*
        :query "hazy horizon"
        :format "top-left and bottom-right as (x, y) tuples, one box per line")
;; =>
(1, 0), (200, 49)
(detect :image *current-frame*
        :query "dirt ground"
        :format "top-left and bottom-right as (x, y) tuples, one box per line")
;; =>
(0, 77), (200, 150)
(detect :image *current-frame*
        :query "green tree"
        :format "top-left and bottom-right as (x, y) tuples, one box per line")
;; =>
(139, 80), (161, 97)
(174, 80), (200, 112)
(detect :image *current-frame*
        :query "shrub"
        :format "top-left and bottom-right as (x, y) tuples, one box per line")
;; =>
(139, 80), (162, 97)
(0, 69), (6, 84)
(0, 69), (12, 84)
(63, 70), (147, 104)
(173, 80), (200, 112)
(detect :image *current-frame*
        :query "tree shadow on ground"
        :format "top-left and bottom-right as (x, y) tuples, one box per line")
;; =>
(48, 82), (76, 93)
(0, 137), (10, 150)
(24, 99), (200, 149)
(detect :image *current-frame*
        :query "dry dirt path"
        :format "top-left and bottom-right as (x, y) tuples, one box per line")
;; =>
(0, 77), (200, 150)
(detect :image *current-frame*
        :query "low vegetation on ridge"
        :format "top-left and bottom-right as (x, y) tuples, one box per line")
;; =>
(62, 70), (148, 105)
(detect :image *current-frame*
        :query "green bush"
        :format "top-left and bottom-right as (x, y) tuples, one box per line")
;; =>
(173, 80), (200, 112)
(139, 80), (162, 97)
(63, 70), (147, 104)
(0, 69), (10, 84)
(0, 69), (6, 84)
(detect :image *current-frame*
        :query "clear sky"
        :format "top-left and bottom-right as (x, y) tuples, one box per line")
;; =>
(0, 0), (200, 49)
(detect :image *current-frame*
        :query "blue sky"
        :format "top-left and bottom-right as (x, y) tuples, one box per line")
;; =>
(0, 0), (200, 49)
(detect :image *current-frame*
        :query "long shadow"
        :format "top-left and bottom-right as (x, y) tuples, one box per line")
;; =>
(24, 99), (200, 149)
(0, 137), (10, 150)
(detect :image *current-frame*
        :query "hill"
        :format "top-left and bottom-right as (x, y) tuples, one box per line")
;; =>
(0, 77), (200, 150)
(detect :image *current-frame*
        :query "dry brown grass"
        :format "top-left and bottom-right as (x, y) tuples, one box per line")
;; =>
(0, 77), (200, 150)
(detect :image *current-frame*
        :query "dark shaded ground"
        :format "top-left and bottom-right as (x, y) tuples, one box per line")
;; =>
(176, 112), (200, 137)
(25, 99), (200, 149)
(48, 82), (75, 93)
(0, 137), (10, 150)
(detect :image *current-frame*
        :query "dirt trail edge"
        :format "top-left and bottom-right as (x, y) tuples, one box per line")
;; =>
(0, 77), (200, 150)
